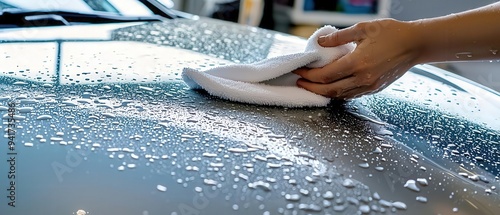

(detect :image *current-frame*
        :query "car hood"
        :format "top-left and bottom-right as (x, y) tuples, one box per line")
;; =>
(0, 18), (499, 215)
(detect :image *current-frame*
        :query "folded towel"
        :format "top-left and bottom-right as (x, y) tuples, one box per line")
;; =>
(182, 26), (355, 107)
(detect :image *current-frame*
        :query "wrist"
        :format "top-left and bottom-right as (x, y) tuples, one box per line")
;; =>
(406, 19), (431, 65)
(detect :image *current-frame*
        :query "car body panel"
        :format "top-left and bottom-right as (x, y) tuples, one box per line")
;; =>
(0, 18), (499, 215)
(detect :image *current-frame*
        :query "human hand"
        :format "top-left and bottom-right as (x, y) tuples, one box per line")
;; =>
(294, 19), (422, 99)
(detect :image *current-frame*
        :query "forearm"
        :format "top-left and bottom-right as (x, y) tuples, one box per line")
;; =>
(412, 2), (500, 64)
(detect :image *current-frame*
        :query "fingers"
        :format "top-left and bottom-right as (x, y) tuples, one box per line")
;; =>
(318, 24), (365, 47)
(296, 77), (359, 98)
(293, 56), (354, 84)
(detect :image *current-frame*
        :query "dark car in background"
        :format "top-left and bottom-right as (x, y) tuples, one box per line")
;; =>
(0, 1), (499, 214)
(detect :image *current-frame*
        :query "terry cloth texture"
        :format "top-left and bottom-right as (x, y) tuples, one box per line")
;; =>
(182, 26), (355, 107)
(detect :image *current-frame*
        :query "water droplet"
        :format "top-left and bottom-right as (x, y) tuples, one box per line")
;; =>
(333, 205), (346, 212)
(157, 185), (167, 192)
(359, 205), (370, 213)
(298, 203), (322, 212)
(404, 180), (420, 192)
(24, 142), (34, 147)
(380, 143), (393, 148)
(102, 113), (116, 118)
(322, 191), (334, 199)
(392, 202), (407, 210)
(285, 194), (300, 201)
(204, 179), (218, 185)
(36, 115), (53, 120)
(249, 181), (271, 191)
(358, 163), (369, 169)
(228, 148), (247, 153)
(416, 178), (428, 186)
(232, 204), (239, 210)
(455, 52), (472, 59)
(342, 179), (355, 188)
(202, 152), (217, 157)
(76, 209), (87, 215)
(13, 81), (28, 85)
(416, 196), (427, 203)
(18, 107), (33, 113)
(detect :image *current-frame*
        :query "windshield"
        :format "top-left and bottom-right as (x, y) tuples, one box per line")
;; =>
(0, 0), (158, 17)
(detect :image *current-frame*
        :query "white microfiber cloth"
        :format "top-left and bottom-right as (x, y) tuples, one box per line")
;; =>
(182, 26), (355, 107)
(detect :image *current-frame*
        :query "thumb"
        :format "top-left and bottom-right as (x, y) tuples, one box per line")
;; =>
(318, 26), (363, 47)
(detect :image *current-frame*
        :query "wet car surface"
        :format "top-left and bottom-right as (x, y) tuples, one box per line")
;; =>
(0, 18), (499, 215)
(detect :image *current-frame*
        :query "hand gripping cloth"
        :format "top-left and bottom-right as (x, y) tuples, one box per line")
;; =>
(182, 26), (355, 107)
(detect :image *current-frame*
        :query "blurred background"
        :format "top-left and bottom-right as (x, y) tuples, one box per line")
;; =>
(168, 0), (500, 93)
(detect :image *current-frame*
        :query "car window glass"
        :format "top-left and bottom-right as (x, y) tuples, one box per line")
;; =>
(0, 0), (154, 16)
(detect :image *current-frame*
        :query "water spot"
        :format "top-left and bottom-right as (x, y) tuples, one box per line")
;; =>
(416, 196), (427, 203)
(0, 96), (11, 101)
(490, 49), (498, 55)
(404, 180), (420, 192)
(24, 142), (34, 147)
(127, 163), (136, 168)
(157, 185), (167, 192)
(117, 166), (125, 171)
(375, 166), (384, 171)
(452, 207), (458, 213)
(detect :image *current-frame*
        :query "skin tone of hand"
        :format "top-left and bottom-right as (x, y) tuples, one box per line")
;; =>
(294, 2), (500, 99)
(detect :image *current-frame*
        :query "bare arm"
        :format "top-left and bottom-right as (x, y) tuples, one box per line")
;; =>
(294, 2), (500, 99)
(415, 2), (500, 62)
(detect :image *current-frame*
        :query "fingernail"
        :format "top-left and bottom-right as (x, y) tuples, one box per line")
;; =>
(318, 36), (326, 44)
